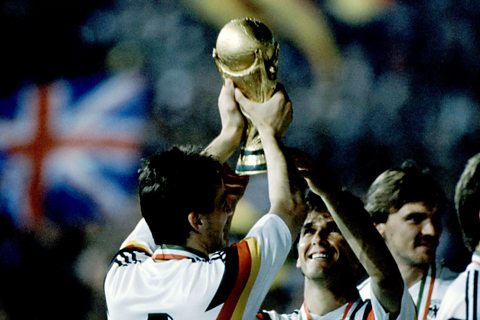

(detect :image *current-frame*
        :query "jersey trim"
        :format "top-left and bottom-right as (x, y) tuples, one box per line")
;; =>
(206, 245), (241, 312)
(152, 244), (208, 261)
(466, 268), (478, 319)
(217, 237), (260, 319)
(110, 247), (151, 268)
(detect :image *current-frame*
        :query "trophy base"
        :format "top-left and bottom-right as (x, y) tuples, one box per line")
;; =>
(235, 148), (267, 175)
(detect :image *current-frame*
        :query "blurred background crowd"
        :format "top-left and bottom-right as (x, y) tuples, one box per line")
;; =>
(0, 0), (479, 318)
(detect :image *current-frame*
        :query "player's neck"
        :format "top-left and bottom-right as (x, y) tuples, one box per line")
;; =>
(303, 278), (356, 316)
(185, 235), (211, 258)
(399, 262), (429, 288)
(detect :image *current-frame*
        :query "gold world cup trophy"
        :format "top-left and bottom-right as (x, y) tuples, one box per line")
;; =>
(213, 17), (280, 175)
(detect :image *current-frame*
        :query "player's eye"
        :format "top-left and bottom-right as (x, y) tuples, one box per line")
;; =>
(326, 221), (340, 233)
(405, 212), (426, 224)
(301, 227), (315, 237)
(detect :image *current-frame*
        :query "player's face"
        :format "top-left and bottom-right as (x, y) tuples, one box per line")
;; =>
(201, 181), (234, 253)
(376, 201), (441, 268)
(296, 210), (356, 280)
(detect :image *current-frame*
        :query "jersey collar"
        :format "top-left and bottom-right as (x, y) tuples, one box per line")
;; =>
(300, 300), (355, 320)
(152, 244), (208, 261)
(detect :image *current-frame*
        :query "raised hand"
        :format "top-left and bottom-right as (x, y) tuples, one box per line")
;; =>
(218, 79), (245, 145)
(203, 79), (246, 163)
(234, 85), (292, 138)
(286, 148), (328, 196)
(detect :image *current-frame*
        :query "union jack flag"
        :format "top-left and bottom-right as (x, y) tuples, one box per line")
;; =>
(0, 71), (151, 228)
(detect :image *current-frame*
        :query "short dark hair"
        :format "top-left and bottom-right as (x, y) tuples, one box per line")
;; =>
(138, 146), (223, 245)
(365, 160), (446, 224)
(304, 188), (328, 213)
(454, 153), (480, 252)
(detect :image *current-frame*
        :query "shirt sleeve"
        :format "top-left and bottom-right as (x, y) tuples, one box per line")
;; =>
(245, 214), (292, 316)
(217, 213), (292, 319)
(119, 218), (156, 254)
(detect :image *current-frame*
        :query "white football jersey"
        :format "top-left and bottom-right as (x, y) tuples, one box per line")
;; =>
(259, 277), (416, 320)
(436, 252), (480, 320)
(104, 214), (292, 320)
(358, 261), (459, 320)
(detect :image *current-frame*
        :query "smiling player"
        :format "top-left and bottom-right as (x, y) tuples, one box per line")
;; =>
(258, 152), (416, 320)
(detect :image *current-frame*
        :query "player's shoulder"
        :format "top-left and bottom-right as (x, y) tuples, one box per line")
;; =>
(109, 246), (151, 269)
(244, 213), (292, 250)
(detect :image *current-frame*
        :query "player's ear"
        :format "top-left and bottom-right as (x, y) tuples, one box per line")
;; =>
(295, 242), (301, 269)
(375, 223), (386, 238)
(188, 212), (203, 232)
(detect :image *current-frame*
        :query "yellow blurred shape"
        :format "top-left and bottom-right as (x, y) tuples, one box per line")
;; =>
(181, 0), (342, 82)
(325, 0), (391, 25)
(230, 198), (262, 235)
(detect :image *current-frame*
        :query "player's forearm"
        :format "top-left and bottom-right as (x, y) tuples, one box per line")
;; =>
(261, 130), (290, 207)
(204, 79), (244, 163)
(259, 129), (298, 238)
(202, 128), (242, 163)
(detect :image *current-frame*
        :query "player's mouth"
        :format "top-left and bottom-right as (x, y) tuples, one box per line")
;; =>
(310, 252), (330, 260)
(418, 244), (435, 250)
(308, 248), (334, 260)
(415, 237), (438, 250)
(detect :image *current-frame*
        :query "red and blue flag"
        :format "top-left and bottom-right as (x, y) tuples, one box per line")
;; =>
(0, 71), (151, 228)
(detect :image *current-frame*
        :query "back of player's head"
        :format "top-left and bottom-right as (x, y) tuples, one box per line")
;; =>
(365, 160), (446, 224)
(138, 146), (223, 245)
(454, 153), (480, 252)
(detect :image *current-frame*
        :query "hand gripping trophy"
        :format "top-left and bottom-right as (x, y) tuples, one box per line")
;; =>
(213, 17), (280, 175)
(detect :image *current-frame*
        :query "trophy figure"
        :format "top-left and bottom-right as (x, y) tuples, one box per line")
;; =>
(213, 17), (280, 175)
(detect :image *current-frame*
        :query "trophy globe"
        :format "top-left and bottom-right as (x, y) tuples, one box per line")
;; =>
(213, 17), (280, 175)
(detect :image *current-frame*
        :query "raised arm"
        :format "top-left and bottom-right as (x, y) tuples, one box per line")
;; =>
(291, 151), (404, 316)
(202, 79), (245, 163)
(235, 87), (305, 240)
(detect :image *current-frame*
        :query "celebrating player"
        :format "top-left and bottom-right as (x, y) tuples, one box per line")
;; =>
(257, 151), (416, 319)
(104, 79), (307, 319)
